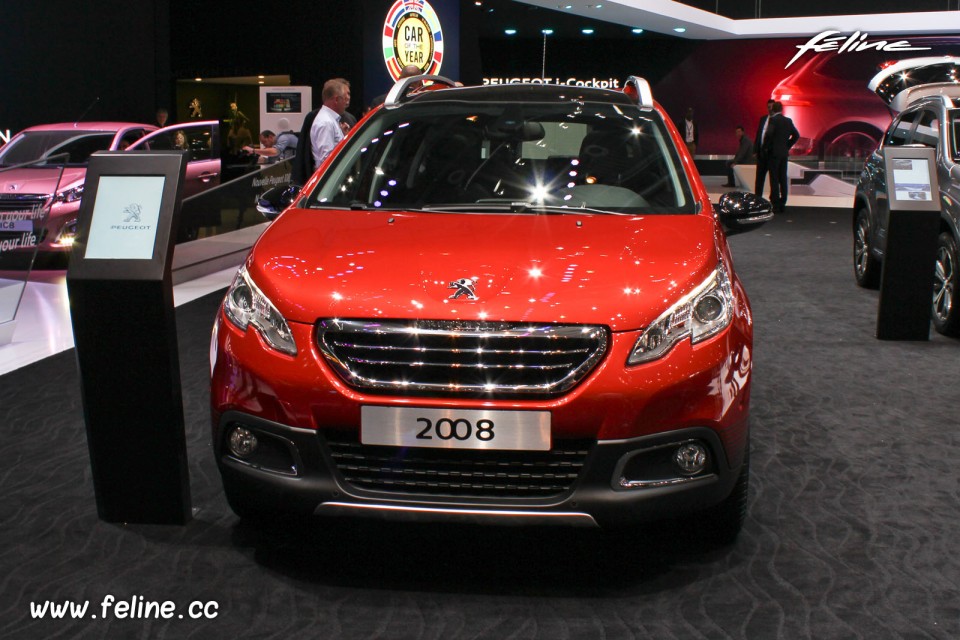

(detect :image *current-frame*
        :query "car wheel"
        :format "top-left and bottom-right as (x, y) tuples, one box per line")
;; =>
(697, 447), (750, 545)
(932, 232), (960, 336)
(854, 208), (881, 289)
(821, 127), (881, 171)
(670, 446), (749, 546)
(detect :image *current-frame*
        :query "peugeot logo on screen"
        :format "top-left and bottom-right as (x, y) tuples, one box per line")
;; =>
(448, 277), (478, 300)
(122, 203), (143, 223)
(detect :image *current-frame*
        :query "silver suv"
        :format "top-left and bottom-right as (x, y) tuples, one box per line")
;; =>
(853, 57), (960, 335)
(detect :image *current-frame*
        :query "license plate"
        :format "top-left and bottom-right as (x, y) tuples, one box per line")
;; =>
(361, 406), (551, 451)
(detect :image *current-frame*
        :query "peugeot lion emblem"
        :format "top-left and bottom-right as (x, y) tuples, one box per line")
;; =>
(448, 277), (478, 300)
(122, 203), (143, 223)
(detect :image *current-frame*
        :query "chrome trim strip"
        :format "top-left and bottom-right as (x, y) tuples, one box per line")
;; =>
(316, 501), (599, 527)
(619, 473), (716, 489)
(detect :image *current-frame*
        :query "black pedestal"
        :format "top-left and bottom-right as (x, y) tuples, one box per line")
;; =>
(876, 209), (941, 341)
(66, 150), (191, 524)
(68, 279), (191, 524)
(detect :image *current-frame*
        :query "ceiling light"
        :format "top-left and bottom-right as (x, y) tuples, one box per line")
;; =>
(582, 28), (594, 35)
(194, 77), (203, 82)
(542, 28), (554, 35)
(674, 27), (686, 33)
(632, 28), (644, 34)
(505, 28), (517, 35)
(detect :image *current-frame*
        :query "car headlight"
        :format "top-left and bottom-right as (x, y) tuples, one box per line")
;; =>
(52, 218), (79, 247)
(54, 185), (84, 203)
(223, 265), (297, 356)
(628, 262), (734, 365)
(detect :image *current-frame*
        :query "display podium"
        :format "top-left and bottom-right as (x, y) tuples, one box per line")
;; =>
(66, 151), (192, 524)
(876, 147), (941, 341)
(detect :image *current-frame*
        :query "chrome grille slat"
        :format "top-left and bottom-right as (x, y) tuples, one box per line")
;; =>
(335, 343), (592, 357)
(317, 319), (609, 398)
(344, 357), (572, 371)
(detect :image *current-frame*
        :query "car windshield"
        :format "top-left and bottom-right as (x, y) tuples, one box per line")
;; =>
(0, 130), (116, 167)
(307, 100), (695, 214)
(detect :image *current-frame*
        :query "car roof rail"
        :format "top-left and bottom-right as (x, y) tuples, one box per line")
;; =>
(384, 75), (459, 109)
(623, 76), (654, 108)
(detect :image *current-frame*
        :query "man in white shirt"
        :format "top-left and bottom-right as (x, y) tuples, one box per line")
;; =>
(310, 78), (351, 169)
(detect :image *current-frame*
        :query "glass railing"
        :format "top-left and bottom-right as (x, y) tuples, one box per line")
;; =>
(0, 156), (65, 344)
(176, 159), (292, 242)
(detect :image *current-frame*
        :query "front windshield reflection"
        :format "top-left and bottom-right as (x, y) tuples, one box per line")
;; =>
(308, 102), (694, 215)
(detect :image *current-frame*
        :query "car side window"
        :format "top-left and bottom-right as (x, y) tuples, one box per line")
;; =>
(911, 109), (940, 150)
(952, 111), (960, 161)
(884, 111), (916, 147)
(179, 125), (214, 161)
(118, 129), (146, 150)
(46, 133), (115, 164)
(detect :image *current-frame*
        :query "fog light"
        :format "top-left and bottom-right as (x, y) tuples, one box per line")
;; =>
(673, 442), (708, 476)
(228, 427), (258, 459)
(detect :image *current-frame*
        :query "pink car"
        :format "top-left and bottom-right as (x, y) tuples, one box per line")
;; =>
(0, 120), (224, 263)
(0, 122), (156, 257)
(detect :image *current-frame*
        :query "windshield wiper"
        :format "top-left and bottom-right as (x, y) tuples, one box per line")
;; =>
(417, 202), (621, 215)
(508, 202), (623, 215)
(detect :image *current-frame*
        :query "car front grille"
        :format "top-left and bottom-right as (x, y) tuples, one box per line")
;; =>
(323, 430), (592, 498)
(316, 319), (609, 398)
(0, 194), (48, 213)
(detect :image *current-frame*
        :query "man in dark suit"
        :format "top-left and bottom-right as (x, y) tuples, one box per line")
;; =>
(291, 106), (320, 185)
(753, 99), (775, 197)
(724, 125), (753, 187)
(762, 101), (800, 213)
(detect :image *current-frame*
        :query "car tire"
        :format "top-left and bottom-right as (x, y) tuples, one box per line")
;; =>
(933, 232), (960, 337)
(671, 446), (749, 546)
(699, 447), (749, 545)
(854, 207), (881, 289)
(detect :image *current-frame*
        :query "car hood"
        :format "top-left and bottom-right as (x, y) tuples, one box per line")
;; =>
(247, 208), (721, 332)
(868, 56), (960, 112)
(0, 167), (86, 196)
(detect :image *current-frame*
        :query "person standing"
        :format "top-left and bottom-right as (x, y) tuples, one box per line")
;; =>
(154, 108), (169, 128)
(310, 78), (351, 171)
(680, 107), (698, 157)
(369, 64), (424, 110)
(763, 101), (800, 213)
(753, 99), (775, 197)
(723, 125), (753, 188)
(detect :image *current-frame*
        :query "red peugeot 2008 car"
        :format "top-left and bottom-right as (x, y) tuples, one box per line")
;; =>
(210, 76), (771, 543)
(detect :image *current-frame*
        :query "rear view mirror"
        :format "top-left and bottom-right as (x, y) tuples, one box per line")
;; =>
(256, 184), (301, 221)
(716, 191), (773, 235)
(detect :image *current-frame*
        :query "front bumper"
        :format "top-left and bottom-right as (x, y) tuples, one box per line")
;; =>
(214, 410), (746, 529)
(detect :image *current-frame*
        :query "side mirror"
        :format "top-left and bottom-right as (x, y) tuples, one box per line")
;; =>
(716, 191), (773, 235)
(256, 184), (302, 221)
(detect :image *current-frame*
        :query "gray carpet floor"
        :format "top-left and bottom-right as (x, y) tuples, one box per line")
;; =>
(2, 208), (958, 639)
